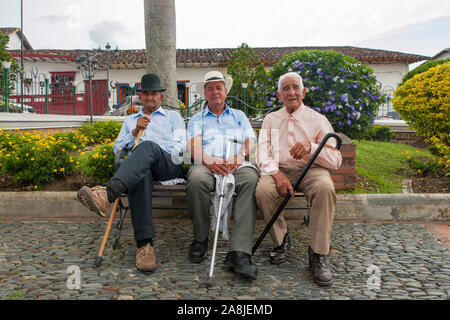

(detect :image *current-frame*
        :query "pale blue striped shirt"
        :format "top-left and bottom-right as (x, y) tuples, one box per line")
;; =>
(113, 107), (186, 163)
(187, 104), (256, 158)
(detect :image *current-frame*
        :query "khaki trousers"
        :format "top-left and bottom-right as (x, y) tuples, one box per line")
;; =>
(255, 165), (336, 255)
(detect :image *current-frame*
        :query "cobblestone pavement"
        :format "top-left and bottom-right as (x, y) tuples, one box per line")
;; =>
(0, 219), (449, 300)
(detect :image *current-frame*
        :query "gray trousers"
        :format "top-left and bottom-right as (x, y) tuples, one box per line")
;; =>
(113, 141), (183, 242)
(186, 165), (259, 255)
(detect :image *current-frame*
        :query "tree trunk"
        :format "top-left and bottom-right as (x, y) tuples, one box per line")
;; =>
(144, 0), (177, 108)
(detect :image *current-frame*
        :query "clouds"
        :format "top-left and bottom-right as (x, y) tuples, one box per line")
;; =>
(357, 16), (450, 57)
(175, 0), (450, 52)
(39, 14), (68, 25)
(88, 20), (129, 49)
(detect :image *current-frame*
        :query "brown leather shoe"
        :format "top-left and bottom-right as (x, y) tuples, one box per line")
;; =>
(269, 229), (290, 264)
(308, 246), (333, 286)
(136, 243), (157, 272)
(77, 186), (111, 217)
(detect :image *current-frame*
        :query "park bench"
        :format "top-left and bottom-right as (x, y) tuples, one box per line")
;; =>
(108, 181), (311, 252)
(94, 155), (311, 266)
(94, 121), (311, 266)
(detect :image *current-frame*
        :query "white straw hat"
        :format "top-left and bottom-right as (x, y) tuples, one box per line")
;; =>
(194, 71), (233, 97)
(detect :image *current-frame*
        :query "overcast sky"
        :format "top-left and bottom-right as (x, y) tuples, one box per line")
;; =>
(1, 0), (449, 58)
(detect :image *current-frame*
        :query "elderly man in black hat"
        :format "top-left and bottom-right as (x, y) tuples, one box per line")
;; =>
(78, 73), (186, 272)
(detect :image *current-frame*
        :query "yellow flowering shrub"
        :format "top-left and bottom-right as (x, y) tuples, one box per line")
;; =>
(78, 143), (115, 183)
(393, 62), (450, 164)
(0, 121), (122, 188)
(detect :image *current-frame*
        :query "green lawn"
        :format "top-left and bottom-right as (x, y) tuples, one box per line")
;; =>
(339, 140), (434, 194)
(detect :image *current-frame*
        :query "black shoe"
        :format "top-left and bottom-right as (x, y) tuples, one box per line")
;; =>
(308, 246), (333, 287)
(224, 251), (258, 280)
(188, 238), (208, 263)
(269, 229), (290, 265)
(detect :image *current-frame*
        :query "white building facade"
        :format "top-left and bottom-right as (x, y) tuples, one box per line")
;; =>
(3, 44), (429, 118)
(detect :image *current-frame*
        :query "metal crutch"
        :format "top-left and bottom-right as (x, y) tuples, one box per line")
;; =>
(252, 132), (342, 255)
(205, 138), (245, 287)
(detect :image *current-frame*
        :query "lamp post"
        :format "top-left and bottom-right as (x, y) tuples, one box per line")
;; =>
(129, 82), (136, 114)
(2, 61), (12, 112)
(38, 73), (50, 114)
(97, 42), (120, 114)
(76, 53), (99, 124)
(241, 83), (248, 116)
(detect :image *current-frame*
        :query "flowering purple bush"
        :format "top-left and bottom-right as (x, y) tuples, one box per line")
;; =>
(258, 50), (385, 138)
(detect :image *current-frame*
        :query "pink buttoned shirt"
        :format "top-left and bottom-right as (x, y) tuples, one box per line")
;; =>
(257, 104), (342, 175)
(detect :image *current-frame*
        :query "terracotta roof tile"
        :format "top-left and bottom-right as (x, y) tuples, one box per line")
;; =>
(7, 46), (429, 69)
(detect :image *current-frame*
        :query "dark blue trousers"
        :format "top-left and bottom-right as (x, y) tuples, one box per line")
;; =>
(112, 141), (183, 242)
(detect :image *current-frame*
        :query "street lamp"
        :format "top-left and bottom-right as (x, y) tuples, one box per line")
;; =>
(2, 61), (12, 112)
(129, 82), (136, 114)
(241, 83), (248, 115)
(75, 53), (99, 124)
(38, 73), (50, 114)
(97, 42), (120, 114)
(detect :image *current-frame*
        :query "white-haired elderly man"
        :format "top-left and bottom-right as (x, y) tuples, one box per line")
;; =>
(255, 72), (342, 286)
(186, 71), (259, 280)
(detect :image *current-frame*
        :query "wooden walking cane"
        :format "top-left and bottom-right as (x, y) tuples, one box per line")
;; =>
(95, 129), (143, 267)
(252, 132), (342, 255)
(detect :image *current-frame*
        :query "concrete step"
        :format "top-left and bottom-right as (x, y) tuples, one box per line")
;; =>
(0, 191), (448, 222)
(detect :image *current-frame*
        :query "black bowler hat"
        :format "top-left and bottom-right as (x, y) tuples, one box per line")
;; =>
(139, 73), (166, 92)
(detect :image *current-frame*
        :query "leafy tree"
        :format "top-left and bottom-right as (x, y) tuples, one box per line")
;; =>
(227, 43), (268, 117)
(0, 33), (19, 108)
(0, 33), (11, 63)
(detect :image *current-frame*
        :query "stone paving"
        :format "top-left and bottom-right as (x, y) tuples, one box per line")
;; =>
(0, 219), (449, 300)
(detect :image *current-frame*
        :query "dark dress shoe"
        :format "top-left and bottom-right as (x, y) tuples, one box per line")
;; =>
(188, 238), (208, 263)
(269, 229), (290, 264)
(224, 251), (258, 280)
(308, 246), (333, 286)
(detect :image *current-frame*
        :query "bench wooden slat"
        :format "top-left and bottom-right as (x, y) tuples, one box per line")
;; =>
(153, 183), (186, 192)
(152, 183), (307, 198)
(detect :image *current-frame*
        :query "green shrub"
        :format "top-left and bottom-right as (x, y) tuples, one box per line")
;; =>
(403, 149), (446, 175)
(227, 43), (269, 117)
(401, 58), (450, 85)
(406, 157), (442, 175)
(0, 121), (122, 188)
(393, 62), (450, 165)
(76, 120), (122, 145)
(361, 125), (397, 142)
(52, 131), (89, 150)
(78, 143), (115, 183)
(258, 50), (385, 139)
(0, 132), (77, 187)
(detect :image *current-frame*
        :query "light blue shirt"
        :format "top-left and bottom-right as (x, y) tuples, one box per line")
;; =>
(187, 104), (256, 158)
(113, 107), (186, 164)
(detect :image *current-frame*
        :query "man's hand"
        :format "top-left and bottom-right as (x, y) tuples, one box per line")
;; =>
(133, 115), (151, 136)
(272, 171), (294, 197)
(290, 141), (311, 160)
(223, 153), (245, 175)
(203, 156), (231, 176)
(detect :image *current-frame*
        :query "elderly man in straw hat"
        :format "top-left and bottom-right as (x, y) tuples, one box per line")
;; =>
(77, 73), (186, 273)
(186, 71), (259, 280)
